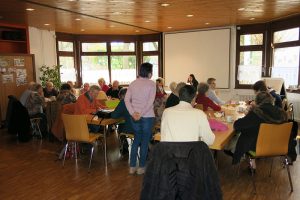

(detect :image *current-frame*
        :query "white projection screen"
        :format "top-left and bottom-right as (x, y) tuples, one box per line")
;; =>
(164, 28), (231, 89)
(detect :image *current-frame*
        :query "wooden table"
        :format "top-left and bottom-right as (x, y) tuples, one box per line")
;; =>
(86, 115), (122, 168)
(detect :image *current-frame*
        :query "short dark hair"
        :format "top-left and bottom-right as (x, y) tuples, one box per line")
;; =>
(118, 88), (127, 99)
(197, 82), (209, 95)
(60, 83), (71, 91)
(179, 85), (196, 103)
(207, 78), (216, 84)
(253, 80), (267, 92)
(139, 62), (153, 78)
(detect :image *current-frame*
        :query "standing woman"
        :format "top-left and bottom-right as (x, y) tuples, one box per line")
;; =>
(125, 62), (156, 175)
(187, 74), (199, 90)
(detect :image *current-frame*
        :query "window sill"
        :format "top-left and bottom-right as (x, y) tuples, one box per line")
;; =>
(286, 89), (300, 94)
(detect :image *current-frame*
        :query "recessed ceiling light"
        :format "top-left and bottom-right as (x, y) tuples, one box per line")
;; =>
(161, 3), (170, 7)
(81, 29), (85, 31)
(135, 30), (140, 32)
(26, 8), (35, 11)
(238, 8), (245, 11)
(205, 22), (210, 25)
(145, 20), (151, 23)
(167, 26), (172, 29)
(68, 0), (77, 2)
(75, 18), (81, 21)
(250, 17), (255, 20)
(110, 25), (115, 28)
(112, 12), (122, 15)
(44, 23), (50, 26)
(186, 14), (194, 17)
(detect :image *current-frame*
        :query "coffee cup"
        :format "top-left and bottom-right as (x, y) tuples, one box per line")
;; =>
(226, 115), (233, 123)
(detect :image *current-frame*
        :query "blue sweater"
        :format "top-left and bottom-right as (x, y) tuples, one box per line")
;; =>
(111, 99), (134, 134)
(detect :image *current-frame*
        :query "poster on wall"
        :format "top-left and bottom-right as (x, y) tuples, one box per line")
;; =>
(16, 68), (27, 78)
(14, 58), (25, 67)
(2, 74), (14, 84)
(16, 77), (27, 86)
(15, 68), (27, 86)
(0, 59), (9, 67)
(7, 68), (16, 74)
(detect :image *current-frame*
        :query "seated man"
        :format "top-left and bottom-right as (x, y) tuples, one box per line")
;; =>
(80, 83), (90, 95)
(230, 92), (287, 165)
(20, 81), (35, 106)
(207, 78), (225, 105)
(43, 81), (58, 98)
(253, 80), (282, 108)
(106, 80), (122, 99)
(195, 82), (221, 111)
(161, 85), (215, 145)
(25, 83), (48, 136)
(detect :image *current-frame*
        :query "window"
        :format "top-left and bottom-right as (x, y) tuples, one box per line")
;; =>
(81, 56), (109, 84)
(82, 43), (107, 52)
(57, 41), (77, 84)
(142, 41), (160, 80)
(59, 56), (76, 83)
(272, 27), (300, 88)
(111, 42), (135, 52)
(236, 27), (265, 88)
(111, 56), (136, 85)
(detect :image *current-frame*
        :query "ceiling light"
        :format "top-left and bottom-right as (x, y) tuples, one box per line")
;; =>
(186, 14), (194, 17)
(112, 12), (122, 15)
(135, 30), (140, 32)
(238, 8), (245, 11)
(44, 23), (50, 26)
(167, 26), (172, 29)
(26, 8), (35, 11)
(250, 18), (255, 20)
(68, 0), (77, 2)
(110, 25), (115, 28)
(161, 3), (170, 7)
(145, 20), (151, 23)
(205, 22), (210, 25)
(75, 18), (81, 21)
(81, 29), (85, 31)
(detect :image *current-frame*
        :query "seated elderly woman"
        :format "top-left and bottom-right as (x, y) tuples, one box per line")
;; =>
(229, 91), (288, 165)
(98, 78), (110, 93)
(25, 83), (48, 136)
(106, 80), (122, 99)
(43, 81), (58, 98)
(80, 83), (90, 95)
(195, 82), (221, 111)
(165, 82), (186, 108)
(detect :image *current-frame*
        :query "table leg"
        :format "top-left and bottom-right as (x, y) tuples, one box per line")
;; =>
(104, 125), (107, 168)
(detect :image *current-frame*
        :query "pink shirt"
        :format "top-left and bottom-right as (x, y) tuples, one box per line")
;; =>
(125, 78), (156, 118)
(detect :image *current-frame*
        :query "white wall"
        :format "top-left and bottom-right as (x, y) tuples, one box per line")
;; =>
(28, 27), (57, 82)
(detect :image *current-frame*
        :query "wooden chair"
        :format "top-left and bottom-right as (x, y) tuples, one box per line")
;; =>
(195, 104), (203, 110)
(30, 117), (42, 139)
(246, 122), (293, 194)
(61, 114), (103, 170)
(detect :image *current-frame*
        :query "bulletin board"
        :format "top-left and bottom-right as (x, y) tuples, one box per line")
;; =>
(0, 54), (35, 121)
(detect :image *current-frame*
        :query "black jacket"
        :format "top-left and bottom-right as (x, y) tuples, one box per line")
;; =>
(6, 95), (31, 142)
(140, 142), (222, 200)
(165, 93), (180, 108)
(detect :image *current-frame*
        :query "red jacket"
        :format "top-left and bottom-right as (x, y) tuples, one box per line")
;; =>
(101, 84), (110, 93)
(74, 93), (100, 115)
(195, 94), (221, 111)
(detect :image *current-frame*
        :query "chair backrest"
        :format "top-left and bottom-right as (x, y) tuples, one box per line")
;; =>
(97, 91), (108, 100)
(61, 114), (90, 142)
(255, 122), (293, 157)
(195, 104), (203, 110)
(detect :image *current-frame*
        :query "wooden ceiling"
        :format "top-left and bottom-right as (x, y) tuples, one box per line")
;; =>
(0, 0), (299, 35)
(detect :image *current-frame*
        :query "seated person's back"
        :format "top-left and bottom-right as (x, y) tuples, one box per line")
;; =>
(161, 85), (215, 145)
(111, 88), (134, 133)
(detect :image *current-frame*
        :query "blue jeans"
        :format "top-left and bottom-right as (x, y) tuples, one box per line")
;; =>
(130, 117), (154, 168)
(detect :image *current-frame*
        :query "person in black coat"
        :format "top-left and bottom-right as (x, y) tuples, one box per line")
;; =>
(232, 91), (287, 164)
(106, 80), (122, 99)
(187, 74), (199, 90)
(165, 82), (186, 108)
(43, 81), (58, 98)
(141, 141), (222, 200)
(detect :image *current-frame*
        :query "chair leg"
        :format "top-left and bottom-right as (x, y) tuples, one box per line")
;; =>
(285, 157), (293, 192)
(62, 142), (69, 167)
(269, 158), (274, 177)
(249, 158), (257, 194)
(74, 142), (77, 160)
(88, 145), (95, 171)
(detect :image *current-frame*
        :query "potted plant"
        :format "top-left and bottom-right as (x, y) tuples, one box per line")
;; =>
(39, 65), (62, 89)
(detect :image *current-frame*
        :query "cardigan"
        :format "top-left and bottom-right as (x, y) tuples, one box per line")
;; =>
(195, 94), (221, 111)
